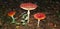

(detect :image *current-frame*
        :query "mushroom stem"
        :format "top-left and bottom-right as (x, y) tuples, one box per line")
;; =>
(37, 19), (40, 27)
(54, 24), (56, 27)
(11, 16), (15, 23)
(27, 10), (30, 23)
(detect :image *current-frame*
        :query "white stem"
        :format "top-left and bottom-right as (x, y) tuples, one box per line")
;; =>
(11, 16), (15, 23)
(37, 19), (40, 27)
(54, 24), (56, 27)
(27, 10), (30, 23)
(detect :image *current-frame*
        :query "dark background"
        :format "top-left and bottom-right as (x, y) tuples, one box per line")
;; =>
(0, 0), (60, 29)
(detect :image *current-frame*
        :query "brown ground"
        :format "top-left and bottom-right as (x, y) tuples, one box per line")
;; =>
(0, 0), (60, 29)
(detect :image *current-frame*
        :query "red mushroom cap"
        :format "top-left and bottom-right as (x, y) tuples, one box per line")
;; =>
(34, 13), (46, 20)
(8, 11), (16, 17)
(20, 3), (37, 10)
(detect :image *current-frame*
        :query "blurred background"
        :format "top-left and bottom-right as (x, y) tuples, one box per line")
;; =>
(0, 0), (60, 29)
